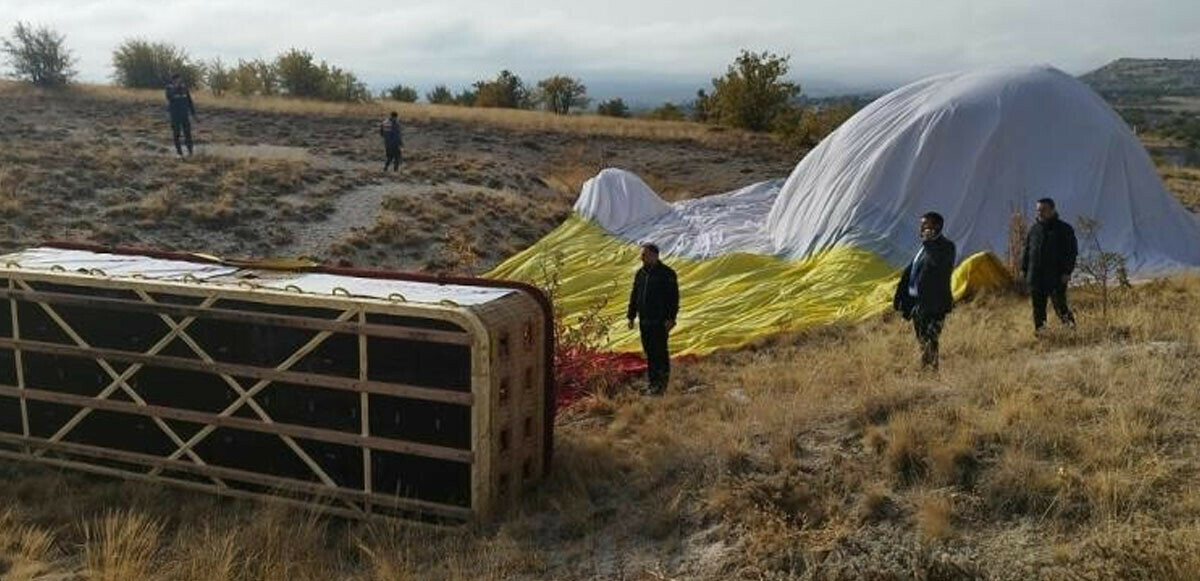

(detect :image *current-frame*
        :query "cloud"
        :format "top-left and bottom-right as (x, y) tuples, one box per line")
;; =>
(2, 0), (1198, 95)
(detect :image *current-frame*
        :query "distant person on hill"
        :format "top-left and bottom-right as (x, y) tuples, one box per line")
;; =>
(380, 111), (403, 171)
(894, 212), (957, 371)
(1021, 197), (1078, 334)
(627, 243), (679, 395)
(164, 73), (197, 157)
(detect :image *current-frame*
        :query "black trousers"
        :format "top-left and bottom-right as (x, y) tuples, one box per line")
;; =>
(171, 117), (193, 155)
(384, 145), (401, 171)
(639, 322), (670, 393)
(1031, 283), (1074, 330)
(912, 312), (946, 369)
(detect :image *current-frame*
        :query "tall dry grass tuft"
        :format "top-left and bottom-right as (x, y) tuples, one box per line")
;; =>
(0, 167), (26, 217)
(160, 524), (240, 581)
(82, 510), (164, 581)
(137, 186), (178, 221)
(0, 508), (57, 579)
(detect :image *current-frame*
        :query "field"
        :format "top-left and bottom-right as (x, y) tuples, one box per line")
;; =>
(0, 82), (793, 273)
(0, 82), (1199, 579)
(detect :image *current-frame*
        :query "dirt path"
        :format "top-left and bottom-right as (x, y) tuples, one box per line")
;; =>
(276, 183), (392, 258)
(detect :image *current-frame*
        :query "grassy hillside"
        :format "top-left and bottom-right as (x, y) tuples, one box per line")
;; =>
(0, 81), (1199, 579)
(1081, 58), (1200, 100)
(0, 279), (1198, 579)
(0, 81), (794, 272)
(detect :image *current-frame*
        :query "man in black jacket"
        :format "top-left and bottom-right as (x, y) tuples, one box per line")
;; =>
(165, 73), (197, 157)
(380, 111), (403, 171)
(894, 212), (957, 370)
(627, 243), (679, 395)
(1021, 198), (1077, 333)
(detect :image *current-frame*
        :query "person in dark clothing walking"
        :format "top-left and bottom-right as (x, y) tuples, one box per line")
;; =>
(627, 243), (679, 395)
(1021, 198), (1077, 333)
(165, 73), (197, 157)
(380, 111), (403, 171)
(894, 212), (957, 370)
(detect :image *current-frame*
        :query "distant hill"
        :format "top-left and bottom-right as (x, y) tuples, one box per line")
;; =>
(1081, 58), (1200, 99)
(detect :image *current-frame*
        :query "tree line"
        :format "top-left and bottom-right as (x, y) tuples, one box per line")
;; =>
(1, 21), (859, 148)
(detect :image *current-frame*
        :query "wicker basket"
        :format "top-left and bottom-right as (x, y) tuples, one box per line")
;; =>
(0, 244), (553, 522)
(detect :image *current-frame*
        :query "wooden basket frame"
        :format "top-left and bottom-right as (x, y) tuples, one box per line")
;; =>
(0, 246), (554, 522)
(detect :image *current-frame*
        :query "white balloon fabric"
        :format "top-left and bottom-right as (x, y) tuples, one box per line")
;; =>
(767, 65), (1200, 275)
(573, 168), (672, 233)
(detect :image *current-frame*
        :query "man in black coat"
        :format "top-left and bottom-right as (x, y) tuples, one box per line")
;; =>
(627, 243), (679, 395)
(379, 111), (403, 171)
(165, 73), (197, 157)
(894, 212), (957, 370)
(1021, 198), (1077, 333)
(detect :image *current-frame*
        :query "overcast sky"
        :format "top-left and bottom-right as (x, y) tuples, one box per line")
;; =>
(3, 0), (1199, 101)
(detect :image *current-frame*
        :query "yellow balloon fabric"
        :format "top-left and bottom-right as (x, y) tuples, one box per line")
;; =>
(489, 216), (1010, 356)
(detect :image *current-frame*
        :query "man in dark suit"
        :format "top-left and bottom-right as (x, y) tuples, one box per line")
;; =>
(627, 243), (679, 395)
(894, 212), (957, 370)
(379, 111), (403, 171)
(165, 73), (197, 157)
(1021, 197), (1077, 334)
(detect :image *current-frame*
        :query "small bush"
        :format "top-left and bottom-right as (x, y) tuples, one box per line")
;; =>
(426, 84), (454, 104)
(644, 102), (686, 121)
(385, 83), (419, 102)
(595, 98), (630, 118)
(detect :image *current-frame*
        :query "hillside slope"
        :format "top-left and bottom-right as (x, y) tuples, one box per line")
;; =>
(0, 280), (1197, 579)
(1081, 58), (1200, 99)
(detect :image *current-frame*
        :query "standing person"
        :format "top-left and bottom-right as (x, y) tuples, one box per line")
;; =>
(1021, 198), (1078, 334)
(379, 111), (403, 171)
(893, 212), (957, 370)
(627, 243), (679, 395)
(165, 73), (197, 157)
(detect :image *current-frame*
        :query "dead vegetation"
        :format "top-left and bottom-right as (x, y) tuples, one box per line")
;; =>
(0, 80), (793, 266)
(1161, 165), (1200, 212)
(1, 78), (1200, 580)
(0, 276), (1195, 579)
(69, 82), (765, 149)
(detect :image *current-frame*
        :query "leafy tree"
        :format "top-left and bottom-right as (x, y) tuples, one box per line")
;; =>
(274, 48), (326, 98)
(112, 39), (203, 89)
(473, 70), (531, 109)
(426, 84), (454, 104)
(453, 88), (477, 106)
(536, 75), (589, 114)
(1, 22), (75, 87)
(707, 50), (800, 131)
(206, 58), (232, 96)
(386, 84), (419, 102)
(252, 59), (278, 96)
(273, 48), (368, 102)
(596, 98), (630, 118)
(323, 65), (370, 102)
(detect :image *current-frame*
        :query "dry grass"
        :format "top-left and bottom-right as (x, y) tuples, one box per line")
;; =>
(0, 167), (25, 217)
(1161, 165), (1200, 211)
(0, 266), (1196, 580)
(83, 510), (164, 580)
(68, 82), (763, 148)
